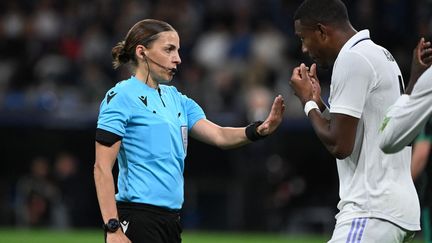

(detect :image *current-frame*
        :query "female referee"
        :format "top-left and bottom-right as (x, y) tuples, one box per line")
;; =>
(94, 19), (285, 243)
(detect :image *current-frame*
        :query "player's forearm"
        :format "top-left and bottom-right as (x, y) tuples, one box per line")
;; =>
(94, 164), (118, 223)
(308, 111), (350, 159)
(380, 112), (429, 153)
(379, 94), (432, 153)
(411, 141), (430, 180)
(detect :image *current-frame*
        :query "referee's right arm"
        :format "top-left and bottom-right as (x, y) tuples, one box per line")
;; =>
(94, 141), (131, 242)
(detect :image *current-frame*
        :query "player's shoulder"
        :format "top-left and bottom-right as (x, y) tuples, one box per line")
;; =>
(336, 49), (372, 72)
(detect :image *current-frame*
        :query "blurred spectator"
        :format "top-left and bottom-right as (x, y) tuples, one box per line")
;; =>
(53, 152), (83, 228)
(15, 157), (60, 227)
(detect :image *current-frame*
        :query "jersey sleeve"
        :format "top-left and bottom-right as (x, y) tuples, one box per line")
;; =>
(97, 89), (131, 137)
(182, 94), (205, 130)
(379, 67), (432, 153)
(329, 51), (374, 118)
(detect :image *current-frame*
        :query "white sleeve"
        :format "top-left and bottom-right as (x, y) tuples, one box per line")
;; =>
(329, 51), (373, 118)
(379, 67), (432, 153)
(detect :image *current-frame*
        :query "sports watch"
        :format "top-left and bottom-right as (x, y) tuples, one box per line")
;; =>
(103, 218), (120, 233)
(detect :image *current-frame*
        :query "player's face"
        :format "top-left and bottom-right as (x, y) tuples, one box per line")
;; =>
(294, 20), (331, 68)
(147, 31), (181, 83)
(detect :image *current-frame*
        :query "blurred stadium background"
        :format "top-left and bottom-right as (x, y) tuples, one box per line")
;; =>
(0, 0), (431, 242)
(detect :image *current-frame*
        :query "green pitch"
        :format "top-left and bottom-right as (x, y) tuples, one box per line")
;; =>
(0, 229), (424, 243)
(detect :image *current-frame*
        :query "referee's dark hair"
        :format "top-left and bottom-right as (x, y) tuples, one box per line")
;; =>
(294, 0), (350, 27)
(112, 19), (176, 69)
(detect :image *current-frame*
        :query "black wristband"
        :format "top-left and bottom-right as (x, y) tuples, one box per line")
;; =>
(245, 121), (267, 141)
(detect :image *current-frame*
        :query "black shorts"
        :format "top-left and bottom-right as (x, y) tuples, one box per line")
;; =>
(115, 201), (182, 243)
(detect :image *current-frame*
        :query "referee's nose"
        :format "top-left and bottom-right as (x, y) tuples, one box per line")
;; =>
(173, 51), (181, 65)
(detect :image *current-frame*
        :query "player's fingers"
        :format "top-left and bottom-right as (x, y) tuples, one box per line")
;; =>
(309, 63), (319, 82)
(414, 38), (424, 57)
(421, 48), (432, 57)
(271, 95), (284, 115)
(290, 67), (302, 82)
(300, 63), (308, 80)
(422, 56), (432, 66)
(417, 37), (425, 49)
(420, 48), (432, 65)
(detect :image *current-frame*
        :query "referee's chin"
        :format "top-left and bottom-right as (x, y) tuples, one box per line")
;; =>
(157, 76), (174, 84)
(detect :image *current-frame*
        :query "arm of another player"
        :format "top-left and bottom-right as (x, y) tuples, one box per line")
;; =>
(190, 95), (285, 149)
(411, 139), (431, 180)
(406, 37), (432, 94)
(379, 67), (432, 153)
(94, 141), (131, 243)
(290, 63), (358, 159)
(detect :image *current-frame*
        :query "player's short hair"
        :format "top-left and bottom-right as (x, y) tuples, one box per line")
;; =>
(294, 0), (349, 27)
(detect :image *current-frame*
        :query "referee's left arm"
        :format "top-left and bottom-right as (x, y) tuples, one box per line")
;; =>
(190, 95), (285, 149)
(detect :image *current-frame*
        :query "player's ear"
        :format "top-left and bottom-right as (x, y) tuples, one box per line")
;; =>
(316, 23), (328, 40)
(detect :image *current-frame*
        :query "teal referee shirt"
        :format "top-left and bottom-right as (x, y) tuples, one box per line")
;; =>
(97, 76), (205, 210)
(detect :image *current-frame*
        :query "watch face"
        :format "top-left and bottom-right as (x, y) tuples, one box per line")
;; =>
(107, 219), (120, 232)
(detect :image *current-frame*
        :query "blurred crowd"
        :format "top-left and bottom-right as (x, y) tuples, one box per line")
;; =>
(1, 0), (430, 128)
(10, 153), (94, 228)
(1, 0), (432, 232)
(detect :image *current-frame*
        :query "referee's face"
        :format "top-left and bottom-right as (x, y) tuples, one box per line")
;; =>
(294, 20), (330, 68)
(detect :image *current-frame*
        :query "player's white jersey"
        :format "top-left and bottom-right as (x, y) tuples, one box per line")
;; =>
(328, 30), (420, 231)
(379, 66), (432, 153)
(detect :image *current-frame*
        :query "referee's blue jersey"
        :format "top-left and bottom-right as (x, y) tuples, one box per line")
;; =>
(97, 76), (205, 210)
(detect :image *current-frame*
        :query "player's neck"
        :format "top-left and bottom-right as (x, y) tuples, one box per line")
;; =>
(334, 26), (357, 54)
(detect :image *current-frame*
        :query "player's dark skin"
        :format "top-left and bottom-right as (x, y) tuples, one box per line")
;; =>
(289, 19), (358, 159)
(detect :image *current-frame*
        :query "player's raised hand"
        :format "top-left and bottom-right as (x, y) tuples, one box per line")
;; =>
(418, 38), (432, 66)
(412, 38), (432, 74)
(256, 95), (285, 136)
(308, 63), (321, 101)
(407, 38), (432, 94)
(290, 63), (314, 105)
